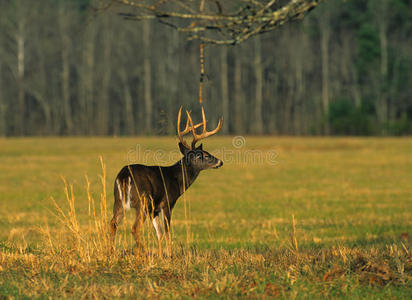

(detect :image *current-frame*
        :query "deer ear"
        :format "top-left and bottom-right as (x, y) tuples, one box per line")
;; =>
(196, 144), (203, 151)
(179, 142), (189, 155)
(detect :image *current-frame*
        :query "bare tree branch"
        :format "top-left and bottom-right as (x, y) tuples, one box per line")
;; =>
(103, 0), (326, 44)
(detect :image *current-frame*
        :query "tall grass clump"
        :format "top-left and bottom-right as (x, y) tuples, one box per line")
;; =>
(44, 157), (162, 266)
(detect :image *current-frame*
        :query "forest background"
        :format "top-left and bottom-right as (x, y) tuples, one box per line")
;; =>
(0, 0), (411, 136)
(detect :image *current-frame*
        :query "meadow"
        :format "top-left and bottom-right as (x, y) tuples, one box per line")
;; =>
(0, 137), (411, 299)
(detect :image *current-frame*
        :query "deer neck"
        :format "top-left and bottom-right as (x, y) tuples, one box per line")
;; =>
(174, 159), (200, 195)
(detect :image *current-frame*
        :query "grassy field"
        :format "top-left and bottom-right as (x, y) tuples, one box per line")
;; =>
(0, 137), (411, 298)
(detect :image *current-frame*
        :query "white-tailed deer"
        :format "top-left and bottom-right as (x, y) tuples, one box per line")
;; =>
(110, 107), (223, 255)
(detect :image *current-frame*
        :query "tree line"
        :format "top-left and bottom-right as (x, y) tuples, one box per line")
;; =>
(0, 0), (411, 136)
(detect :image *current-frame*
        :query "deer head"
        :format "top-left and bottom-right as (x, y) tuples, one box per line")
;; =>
(177, 106), (223, 170)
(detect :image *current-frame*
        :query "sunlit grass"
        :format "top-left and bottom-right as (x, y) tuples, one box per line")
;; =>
(0, 137), (411, 298)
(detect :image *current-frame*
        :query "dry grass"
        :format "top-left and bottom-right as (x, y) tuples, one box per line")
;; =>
(0, 137), (411, 298)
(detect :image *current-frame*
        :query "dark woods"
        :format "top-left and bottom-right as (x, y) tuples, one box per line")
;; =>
(0, 0), (411, 136)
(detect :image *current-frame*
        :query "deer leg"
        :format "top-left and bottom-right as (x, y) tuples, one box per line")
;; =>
(131, 219), (140, 250)
(162, 208), (172, 257)
(152, 214), (164, 256)
(110, 206), (124, 249)
(131, 210), (145, 255)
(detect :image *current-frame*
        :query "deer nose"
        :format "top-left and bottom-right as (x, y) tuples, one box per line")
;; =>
(215, 160), (223, 168)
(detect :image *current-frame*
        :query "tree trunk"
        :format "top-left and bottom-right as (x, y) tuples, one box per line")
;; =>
(58, 3), (73, 134)
(97, 15), (112, 135)
(167, 29), (179, 134)
(294, 36), (304, 135)
(0, 59), (5, 136)
(220, 46), (229, 134)
(378, 1), (389, 126)
(233, 50), (244, 134)
(253, 36), (263, 134)
(79, 26), (95, 135)
(284, 72), (294, 135)
(16, 18), (25, 136)
(320, 14), (330, 135)
(143, 20), (152, 134)
(34, 38), (52, 134)
(342, 31), (362, 108)
(120, 70), (135, 135)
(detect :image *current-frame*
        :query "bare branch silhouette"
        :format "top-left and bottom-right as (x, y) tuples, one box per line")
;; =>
(105, 0), (326, 44)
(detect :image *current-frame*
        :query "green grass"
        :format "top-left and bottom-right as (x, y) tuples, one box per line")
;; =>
(0, 137), (411, 298)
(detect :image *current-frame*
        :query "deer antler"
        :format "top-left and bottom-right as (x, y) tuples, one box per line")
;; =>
(186, 106), (223, 149)
(177, 106), (223, 149)
(177, 106), (203, 149)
